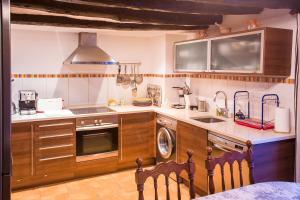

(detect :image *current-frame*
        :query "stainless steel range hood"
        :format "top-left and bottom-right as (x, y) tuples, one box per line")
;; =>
(63, 32), (118, 65)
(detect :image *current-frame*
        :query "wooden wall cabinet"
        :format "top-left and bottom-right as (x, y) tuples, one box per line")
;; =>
(177, 121), (208, 195)
(174, 27), (292, 76)
(119, 112), (155, 166)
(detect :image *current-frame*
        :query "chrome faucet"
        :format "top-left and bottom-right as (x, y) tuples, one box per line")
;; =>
(213, 91), (229, 118)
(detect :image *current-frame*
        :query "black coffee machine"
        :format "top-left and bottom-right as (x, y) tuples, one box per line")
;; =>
(19, 90), (38, 115)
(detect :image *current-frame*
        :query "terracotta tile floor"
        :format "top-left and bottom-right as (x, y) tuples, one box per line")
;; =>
(12, 169), (195, 200)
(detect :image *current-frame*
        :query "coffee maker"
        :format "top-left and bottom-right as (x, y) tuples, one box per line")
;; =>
(19, 90), (38, 115)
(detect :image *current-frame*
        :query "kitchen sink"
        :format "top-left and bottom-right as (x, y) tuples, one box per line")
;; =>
(191, 117), (225, 123)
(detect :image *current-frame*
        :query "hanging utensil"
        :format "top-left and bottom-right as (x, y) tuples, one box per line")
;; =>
(135, 64), (143, 85)
(116, 64), (123, 85)
(122, 65), (131, 86)
(132, 81), (137, 97)
(130, 64), (136, 88)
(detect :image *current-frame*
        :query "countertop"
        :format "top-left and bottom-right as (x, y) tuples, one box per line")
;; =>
(12, 105), (295, 145)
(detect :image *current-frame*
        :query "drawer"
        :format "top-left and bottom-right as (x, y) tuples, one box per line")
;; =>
(36, 129), (74, 139)
(34, 119), (75, 132)
(36, 145), (74, 159)
(35, 155), (75, 175)
(37, 134), (74, 148)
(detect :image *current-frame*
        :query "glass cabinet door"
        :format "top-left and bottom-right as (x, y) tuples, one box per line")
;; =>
(174, 40), (208, 72)
(210, 32), (262, 72)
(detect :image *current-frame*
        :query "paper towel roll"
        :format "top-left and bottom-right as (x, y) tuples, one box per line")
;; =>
(274, 107), (290, 133)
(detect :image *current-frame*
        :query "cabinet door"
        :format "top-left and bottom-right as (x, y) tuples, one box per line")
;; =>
(120, 112), (155, 163)
(177, 121), (208, 195)
(12, 123), (33, 186)
(174, 40), (208, 72)
(210, 32), (262, 73)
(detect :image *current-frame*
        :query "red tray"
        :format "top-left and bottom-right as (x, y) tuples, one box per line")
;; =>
(235, 118), (274, 130)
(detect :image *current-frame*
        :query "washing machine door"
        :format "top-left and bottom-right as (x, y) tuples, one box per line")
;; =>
(157, 127), (175, 159)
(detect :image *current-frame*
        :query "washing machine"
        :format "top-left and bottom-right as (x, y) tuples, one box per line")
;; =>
(156, 114), (177, 163)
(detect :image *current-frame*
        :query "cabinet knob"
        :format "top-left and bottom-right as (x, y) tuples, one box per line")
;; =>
(81, 121), (85, 125)
(44, 174), (48, 177)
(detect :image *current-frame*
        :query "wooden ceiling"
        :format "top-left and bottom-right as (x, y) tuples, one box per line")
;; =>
(10, 0), (300, 31)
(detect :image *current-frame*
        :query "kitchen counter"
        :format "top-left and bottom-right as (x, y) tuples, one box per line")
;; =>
(12, 105), (295, 145)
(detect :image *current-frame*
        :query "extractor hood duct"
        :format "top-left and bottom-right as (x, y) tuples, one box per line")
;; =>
(63, 32), (118, 65)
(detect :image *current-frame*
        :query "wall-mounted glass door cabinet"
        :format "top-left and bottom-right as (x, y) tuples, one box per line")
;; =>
(174, 28), (292, 76)
(174, 39), (209, 72)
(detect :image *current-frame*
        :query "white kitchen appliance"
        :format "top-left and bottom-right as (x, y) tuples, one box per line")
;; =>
(156, 114), (177, 163)
(37, 98), (63, 112)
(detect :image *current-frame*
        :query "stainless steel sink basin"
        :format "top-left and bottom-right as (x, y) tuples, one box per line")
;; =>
(191, 117), (224, 123)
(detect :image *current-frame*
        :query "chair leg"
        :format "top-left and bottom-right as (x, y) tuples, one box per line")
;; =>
(137, 184), (144, 200)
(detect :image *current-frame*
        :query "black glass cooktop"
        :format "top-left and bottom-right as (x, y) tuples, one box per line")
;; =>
(70, 107), (115, 115)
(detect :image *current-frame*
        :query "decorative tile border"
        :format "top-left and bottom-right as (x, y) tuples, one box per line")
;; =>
(11, 73), (294, 84)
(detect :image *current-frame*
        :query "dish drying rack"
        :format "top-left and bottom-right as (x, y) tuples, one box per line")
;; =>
(234, 91), (279, 130)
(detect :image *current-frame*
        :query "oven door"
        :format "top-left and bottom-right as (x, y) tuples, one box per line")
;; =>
(76, 124), (118, 162)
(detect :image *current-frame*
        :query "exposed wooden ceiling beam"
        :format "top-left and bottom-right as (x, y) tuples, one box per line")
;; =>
(68, 0), (263, 15)
(11, 14), (209, 30)
(11, 0), (222, 26)
(183, 0), (300, 9)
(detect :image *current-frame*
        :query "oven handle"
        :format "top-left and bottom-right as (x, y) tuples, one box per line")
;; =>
(82, 132), (110, 137)
(76, 124), (118, 132)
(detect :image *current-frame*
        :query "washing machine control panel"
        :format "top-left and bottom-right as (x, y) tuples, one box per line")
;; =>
(157, 115), (177, 131)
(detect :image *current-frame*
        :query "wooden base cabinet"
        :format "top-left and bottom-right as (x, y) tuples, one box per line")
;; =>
(34, 120), (76, 182)
(11, 123), (34, 189)
(12, 119), (76, 190)
(12, 113), (156, 190)
(177, 120), (295, 196)
(119, 112), (156, 167)
(177, 121), (208, 195)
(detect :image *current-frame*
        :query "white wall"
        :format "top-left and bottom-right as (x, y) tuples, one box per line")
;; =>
(11, 28), (188, 107)
(11, 30), (169, 74)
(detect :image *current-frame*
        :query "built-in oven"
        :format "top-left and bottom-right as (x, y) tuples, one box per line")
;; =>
(76, 115), (118, 162)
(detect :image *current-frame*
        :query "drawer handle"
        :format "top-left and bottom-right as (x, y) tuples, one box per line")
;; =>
(39, 144), (73, 150)
(38, 122), (74, 128)
(39, 154), (73, 162)
(39, 133), (73, 139)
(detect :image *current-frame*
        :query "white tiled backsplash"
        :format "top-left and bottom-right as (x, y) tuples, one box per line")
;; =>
(11, 76), (186, 108)
(12, 76), (295, 127)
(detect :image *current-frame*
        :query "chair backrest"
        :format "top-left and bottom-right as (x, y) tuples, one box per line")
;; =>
(135, 150), (196, 200)
(205, 140), (254, 194)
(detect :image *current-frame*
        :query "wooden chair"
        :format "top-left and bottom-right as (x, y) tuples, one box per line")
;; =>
(135, 150), (196, 200)
(205, 140), (254, 194)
